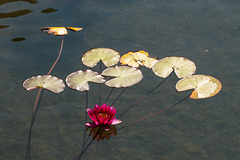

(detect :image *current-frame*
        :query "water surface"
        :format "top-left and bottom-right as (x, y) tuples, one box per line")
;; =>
(0, 0), (239, 159)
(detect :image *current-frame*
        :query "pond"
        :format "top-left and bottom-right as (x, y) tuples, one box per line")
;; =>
(0, 0), (239, 159)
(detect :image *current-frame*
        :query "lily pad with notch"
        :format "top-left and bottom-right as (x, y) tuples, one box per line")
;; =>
(66, 69), (106, 91)
(101, 66), (143, 88)
(23, 75), (65, 93)
(82, 48), (120, 68)
(152, 56), (196, 78)
(176, 75), (222, 99)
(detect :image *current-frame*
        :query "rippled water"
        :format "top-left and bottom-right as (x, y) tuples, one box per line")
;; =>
(0, 0), (239, 159)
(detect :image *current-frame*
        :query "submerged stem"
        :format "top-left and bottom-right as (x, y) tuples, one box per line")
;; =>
(26, 35), (64, 160)
(117, 72), (172, 119)
(99, 61), (102, 105)
(26, 88), (44, 160)
(105, 88), (114, 104)
(111, 87), (127, 106)
(47, 36), (64, 75)
(75, 128), (101, 160)
(118, 91), (191, 131)
(81, 91), (88, 151)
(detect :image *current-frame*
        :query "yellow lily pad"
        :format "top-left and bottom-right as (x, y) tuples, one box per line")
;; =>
(152, 56), (196, 78)
(66, 70), (105, 91)
(176, 75), (222, 99)
(40, 27), (83, 36)
(101, 66), (143, 88)
(23, 75), (65, 93)
(120, 50), (158, 68)
(82, 48), (120, 67)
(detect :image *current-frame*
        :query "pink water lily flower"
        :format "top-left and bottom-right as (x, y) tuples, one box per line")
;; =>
(86, 103), (122, 130)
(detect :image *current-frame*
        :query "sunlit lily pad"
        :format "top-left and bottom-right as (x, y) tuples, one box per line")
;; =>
(40, 27), (83, 36)
(82, 48), (120, 67)
(176, 75), (222, 99)
(152, 56), (196, 78)
(23, 75), (65, 93)
(120, 50), (158, 68)
(66, 69), (105, 91)
(101, 66), (143, 88)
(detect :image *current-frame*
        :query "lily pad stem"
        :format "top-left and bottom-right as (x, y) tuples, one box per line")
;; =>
(117, 72), (173, 119)
(26, 88), (44, 160)
(47, 35), (64, 75)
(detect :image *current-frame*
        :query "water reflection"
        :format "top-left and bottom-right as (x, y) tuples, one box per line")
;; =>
(0, 25), (9, 29)
(41, 8), (58, 13)
(11, 37), (26, 42)
(0, 9), (32, 18)
(0, 0), (38, 5)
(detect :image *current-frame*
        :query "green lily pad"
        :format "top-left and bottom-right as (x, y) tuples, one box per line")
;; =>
(23, 75), (65, 93)
(82, 48), (120, 67)
(176, 75), (222, 99)
(66, 69), (105, 91)
(152, 57), (196, 78)
(101, 66), (143, 88)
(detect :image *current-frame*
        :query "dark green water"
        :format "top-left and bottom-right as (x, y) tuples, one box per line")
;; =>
(0, 0), (239, 159)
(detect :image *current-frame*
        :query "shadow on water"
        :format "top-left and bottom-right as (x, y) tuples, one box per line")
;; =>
(0, 0), (38, 5)
(0, 9), (32, 19)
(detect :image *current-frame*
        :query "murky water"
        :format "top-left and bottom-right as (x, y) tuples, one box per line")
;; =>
(0, 0), (239, 159)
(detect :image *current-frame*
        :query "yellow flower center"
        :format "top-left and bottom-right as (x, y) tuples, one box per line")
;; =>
(98, 113), (108, 119)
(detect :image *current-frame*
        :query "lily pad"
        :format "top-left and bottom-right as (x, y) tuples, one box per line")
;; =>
(82, 48), (120, 67)
(40, 27), (83, 36)
(120, 50), (158, 68)
(152, 56), (196, 78)
(176, 75), (222, 99)
(23, 75), (65, 93)
(101, 66), (143, 88)
(66, 69), (105, 91)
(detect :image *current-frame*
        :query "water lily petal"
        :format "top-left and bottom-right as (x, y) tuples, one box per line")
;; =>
(66, 69), (105, 91)
(101, 66), (143, 88)
(152, 56), (196, 78)
(23, 75), (65, 93)
(176, 75), (222, 99)
(111, 119), (122, 125)
(82, 48), (120, 67)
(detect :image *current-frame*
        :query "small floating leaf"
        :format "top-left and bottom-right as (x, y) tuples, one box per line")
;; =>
(40, 27), (83, 36)
(120, 50), (158, 68)
(23, 75), (65, 93)
(176, 75), (222, 99)
(41, 27), (68, 35)
(101, 66), (143, 88)
(152, 56), (196, 78)
(82, 48), (120, 67)
(66, 70), (105, 91)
